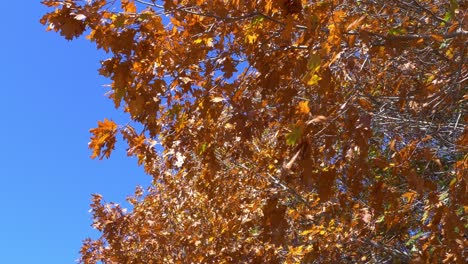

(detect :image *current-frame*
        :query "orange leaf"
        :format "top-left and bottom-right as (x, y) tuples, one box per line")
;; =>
(297, 101), (310, 114)
(122, 0), (137, 13)
(89, 119), (118, 159)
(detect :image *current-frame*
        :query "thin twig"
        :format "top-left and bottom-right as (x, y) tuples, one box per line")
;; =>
(135, 0), (308, 29)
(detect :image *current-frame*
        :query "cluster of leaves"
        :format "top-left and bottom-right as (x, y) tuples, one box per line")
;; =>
(41, 0), (467, 263)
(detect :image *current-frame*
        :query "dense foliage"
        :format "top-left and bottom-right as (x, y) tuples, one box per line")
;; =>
(41, 0), (467, 263)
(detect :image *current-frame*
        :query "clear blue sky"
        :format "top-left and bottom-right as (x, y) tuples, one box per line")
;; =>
(0, 2), (149, 263)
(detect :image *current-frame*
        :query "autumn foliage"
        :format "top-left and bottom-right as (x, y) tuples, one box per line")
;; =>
(41, 0), (467, 263)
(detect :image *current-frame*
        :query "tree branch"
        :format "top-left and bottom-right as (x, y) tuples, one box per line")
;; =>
(347, 28), (467, 42)
(135, 0), (308, 29)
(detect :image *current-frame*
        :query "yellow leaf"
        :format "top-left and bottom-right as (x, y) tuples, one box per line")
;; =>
(306, 74), (321, 86)
(205, 37), (214, 47)
(289, 245), (304, 255)
(300, 229), (313, 236)
(246, 33), (257, 44)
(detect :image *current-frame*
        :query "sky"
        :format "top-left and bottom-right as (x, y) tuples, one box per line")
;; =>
(0, 2), (150, 263)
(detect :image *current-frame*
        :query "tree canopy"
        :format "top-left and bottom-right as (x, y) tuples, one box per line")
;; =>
(41, 0), (466, 263)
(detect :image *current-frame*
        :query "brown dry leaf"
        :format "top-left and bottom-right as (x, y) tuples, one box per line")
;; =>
(41, 0), (466, 262)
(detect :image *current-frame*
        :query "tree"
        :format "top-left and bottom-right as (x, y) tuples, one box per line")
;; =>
(41, 0), (466, 263)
